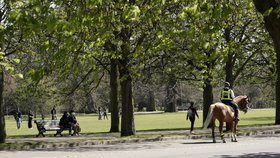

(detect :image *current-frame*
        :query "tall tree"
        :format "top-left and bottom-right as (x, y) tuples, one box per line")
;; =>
(0, 1), (6, 143)
(104, 39), (120, 132)
(179, 1), (228, 121)
(219, 1), (270, 130)
(0, 67), (4, 143)
(0, 0), (23, 143)
(253, 0), (280, 124)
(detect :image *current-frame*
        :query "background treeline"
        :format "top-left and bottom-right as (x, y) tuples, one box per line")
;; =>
(4, 71), (275, 116)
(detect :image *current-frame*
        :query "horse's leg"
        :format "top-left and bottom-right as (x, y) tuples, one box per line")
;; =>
(233, 121), (238, 142)
(219, 121), (226, 143)
(228, 122), (234, 142)
(212, 120), (216, 143)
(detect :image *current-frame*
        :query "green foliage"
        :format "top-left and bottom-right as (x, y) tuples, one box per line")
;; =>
(1, 0), (277, 137)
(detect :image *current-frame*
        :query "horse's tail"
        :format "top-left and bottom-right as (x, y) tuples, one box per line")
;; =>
(203, 104), (214, 129)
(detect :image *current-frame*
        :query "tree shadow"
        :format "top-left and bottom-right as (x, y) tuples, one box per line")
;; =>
(242, 117), (274, 122)
(181, 141), (213, 145)
(221, 152), (280, 158)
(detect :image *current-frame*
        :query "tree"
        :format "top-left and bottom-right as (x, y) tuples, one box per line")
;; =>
(253, 0), (280, 124)
(0, 0), (24, 143)
(179, 1), (229, 121)
(216, 1), (271, 130)
(223, 3), (264, 87)
(7, 0), (178, 137)
(0, 67), (4, 143)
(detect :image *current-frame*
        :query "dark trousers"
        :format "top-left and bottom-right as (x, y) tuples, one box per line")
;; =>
(222, 100), (238, 117)
(189, 117), (195, 131)
(28, 119), (32, 128)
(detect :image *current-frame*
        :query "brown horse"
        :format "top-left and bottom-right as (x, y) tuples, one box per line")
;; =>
(203, 96), (250, 143)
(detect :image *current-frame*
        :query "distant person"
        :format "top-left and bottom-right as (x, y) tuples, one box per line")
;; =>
(186, 102), (199, 134)
(14, 112), (19, 129)
(14, 110), (22, 129)
(103, 108), (108, 120)
(51, 106), (57, 120)
(98, 107), (102, 120)
(27, 110), (34, 129)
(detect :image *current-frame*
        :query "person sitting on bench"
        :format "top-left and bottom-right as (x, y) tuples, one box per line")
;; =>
(59, 112), (72, 135)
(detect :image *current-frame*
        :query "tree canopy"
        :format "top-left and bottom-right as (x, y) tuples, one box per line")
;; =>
(0, 0), (279, 143)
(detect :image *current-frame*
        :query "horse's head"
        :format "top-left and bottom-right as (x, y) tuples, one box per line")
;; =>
(234, 95), (250, 113)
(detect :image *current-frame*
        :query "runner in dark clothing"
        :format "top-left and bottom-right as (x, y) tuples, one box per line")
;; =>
(186, 102), (199, 134)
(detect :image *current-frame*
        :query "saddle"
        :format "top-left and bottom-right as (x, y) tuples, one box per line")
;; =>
(218, 102), (235, 116)
(220, 102), (239, 121)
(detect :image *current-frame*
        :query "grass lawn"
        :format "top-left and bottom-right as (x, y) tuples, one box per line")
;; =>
(5, 109), (275, 137)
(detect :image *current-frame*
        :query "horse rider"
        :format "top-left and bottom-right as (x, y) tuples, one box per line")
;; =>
(220, 82), (239, 121)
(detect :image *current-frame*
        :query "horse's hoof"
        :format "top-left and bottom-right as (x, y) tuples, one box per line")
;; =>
(231, 139), (237, 142)
(222, 140), (226, 143)
(213, 140), (216, 143)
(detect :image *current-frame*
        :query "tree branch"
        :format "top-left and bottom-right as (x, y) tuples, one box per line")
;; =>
(67, 67), (93, 95)
(85, 71), (105, 96)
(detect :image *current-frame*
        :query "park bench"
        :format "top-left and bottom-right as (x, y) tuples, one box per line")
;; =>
(34, 120), (70, 137)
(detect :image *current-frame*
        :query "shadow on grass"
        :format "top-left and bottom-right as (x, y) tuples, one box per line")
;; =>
(137, 128), (188, 132)
(221, 152), (280, 158)
(242, 117), (274, 121)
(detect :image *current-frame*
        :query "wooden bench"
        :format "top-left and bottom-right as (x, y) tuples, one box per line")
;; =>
(34, 120), (70, 137)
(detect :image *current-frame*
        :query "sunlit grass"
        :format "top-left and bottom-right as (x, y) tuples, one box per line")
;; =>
(5, 109), (275, 137)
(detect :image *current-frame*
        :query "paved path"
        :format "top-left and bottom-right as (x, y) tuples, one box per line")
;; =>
(1, 135), (280, 158)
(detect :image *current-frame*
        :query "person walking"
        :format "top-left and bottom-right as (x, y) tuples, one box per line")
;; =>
(51, 106), (57, 120)
(98, 107), (102, 120)
(186, 102), (199, 134)
(27, 110), (34, 129)
(103, 108), (108, 120)
(14, 110), (22, 129)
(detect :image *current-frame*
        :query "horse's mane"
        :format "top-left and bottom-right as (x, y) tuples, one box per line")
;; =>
(234, 95), (249, 112)
(235, 95), (247, 99)
(234, 95), (247, 102)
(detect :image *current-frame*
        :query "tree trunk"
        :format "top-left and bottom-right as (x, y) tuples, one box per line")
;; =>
(224, 27), (235, 131)
(0, 69), (6, 143)
(165, 74), (177, 112)
(85, 92), (95, 113)
(119, 59), (135, 136)
(118, 26), (135, 136)
(109, 59), (119, 132)
(147, 90), (156, 111)
(224, 27), (235, 87)
(253, 0), (280, 124)
(203, 78), (213, 123)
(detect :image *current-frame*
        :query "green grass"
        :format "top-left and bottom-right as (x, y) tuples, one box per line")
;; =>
(5, 109), (275, 137)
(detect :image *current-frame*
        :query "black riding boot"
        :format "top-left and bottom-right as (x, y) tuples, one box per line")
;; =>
(234, 110), (239, 121)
